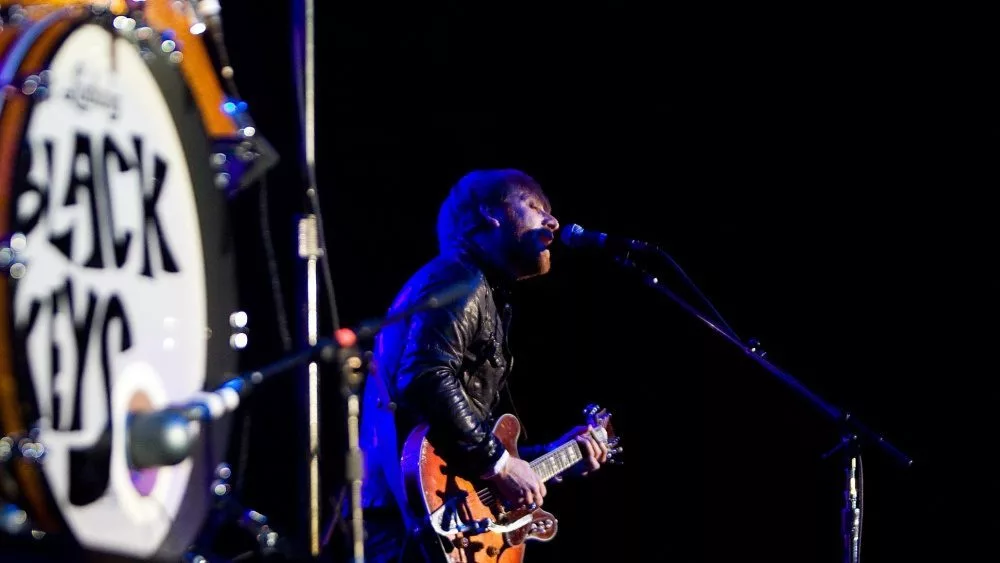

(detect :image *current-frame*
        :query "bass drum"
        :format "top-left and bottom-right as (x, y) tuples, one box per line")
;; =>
(0, 1), (271, 560)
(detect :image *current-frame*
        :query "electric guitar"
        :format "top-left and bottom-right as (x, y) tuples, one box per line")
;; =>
(400, 404), (621, 563)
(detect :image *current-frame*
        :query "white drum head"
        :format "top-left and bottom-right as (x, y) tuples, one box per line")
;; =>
(3, 13), (241, 561)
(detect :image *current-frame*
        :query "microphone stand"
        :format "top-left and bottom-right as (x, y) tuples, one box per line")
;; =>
(614, 252), (912, 563)
(291, 0), (349, 557)
(183, 335), (346, 563)
(178, 282), (471, 561)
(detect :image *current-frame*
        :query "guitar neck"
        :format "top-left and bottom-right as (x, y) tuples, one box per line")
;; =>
(529, 439), (585, 483)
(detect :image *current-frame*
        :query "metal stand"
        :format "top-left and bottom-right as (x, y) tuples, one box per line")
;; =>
(291, 0), (350, 557)
(185, 463), (292, 563)
(297, 215), (323, 558)
(177, 338), (344, 562)
(824, 431), (863, 563)
(612, 250), (908, 563)
(339, 338), (366, 563)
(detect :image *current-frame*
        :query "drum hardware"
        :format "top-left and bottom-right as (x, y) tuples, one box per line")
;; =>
(1, 232), (27, 279)
(1, 1), (277, 198)
(183, 0), (280, 196)
(0, 500), (49, 540)
(1, 501), (30, 536)
(184, 463), (292, 563)
(210, 130), (279, 198)
(0, 430), (46, 465)
(181, 0), (216, 37)
(109, 0), (278, 197)
(1, 70), (52, 101)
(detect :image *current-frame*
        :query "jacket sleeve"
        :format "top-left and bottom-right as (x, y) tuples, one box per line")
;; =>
(394, 277), (506, 477)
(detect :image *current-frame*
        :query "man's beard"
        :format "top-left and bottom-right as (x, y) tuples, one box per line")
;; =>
(507, 237), (551, 279)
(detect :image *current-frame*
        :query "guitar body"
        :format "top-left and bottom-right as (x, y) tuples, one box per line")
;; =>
(401, 414), (558, 563)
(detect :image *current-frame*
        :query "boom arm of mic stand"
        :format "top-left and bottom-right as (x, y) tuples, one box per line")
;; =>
(618, 257), (913, 466)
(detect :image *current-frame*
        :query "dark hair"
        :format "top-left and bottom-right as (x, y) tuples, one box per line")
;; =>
(436, 169), (549, 252)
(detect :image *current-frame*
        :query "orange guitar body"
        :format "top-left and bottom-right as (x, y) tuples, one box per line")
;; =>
(401, 414), (557, 563)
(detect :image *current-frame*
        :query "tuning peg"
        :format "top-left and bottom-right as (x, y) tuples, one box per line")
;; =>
(583, 404), (601, 417)
(607, 437), (621, 448)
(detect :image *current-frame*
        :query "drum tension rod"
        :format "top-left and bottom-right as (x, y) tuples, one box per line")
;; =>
(0, 431), (45, 465)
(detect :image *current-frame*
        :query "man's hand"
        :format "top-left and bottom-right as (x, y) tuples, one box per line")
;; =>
(560, 425), (609, 475)
(487, 457), (547, 507)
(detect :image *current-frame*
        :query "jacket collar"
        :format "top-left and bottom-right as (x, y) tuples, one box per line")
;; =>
(449, 239), (515, 300)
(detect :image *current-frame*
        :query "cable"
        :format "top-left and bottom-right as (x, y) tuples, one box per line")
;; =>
(653, 246), (742, 343)
(259, 176), (294, 353)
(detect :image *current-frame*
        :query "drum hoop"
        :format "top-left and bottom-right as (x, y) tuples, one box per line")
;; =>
(0, 8), (87, 534)
(0, 8), (72, 108)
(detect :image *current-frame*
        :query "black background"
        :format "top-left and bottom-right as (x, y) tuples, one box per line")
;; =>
(214, 3), (994, 563)
(4, 2), (992, 563)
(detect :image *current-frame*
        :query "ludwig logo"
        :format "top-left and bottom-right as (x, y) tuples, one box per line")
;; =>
(62, 62), (122, 119)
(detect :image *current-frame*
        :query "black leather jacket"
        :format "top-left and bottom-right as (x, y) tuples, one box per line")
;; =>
(358, 242), (550, 517)
(371, 242), (532, 477)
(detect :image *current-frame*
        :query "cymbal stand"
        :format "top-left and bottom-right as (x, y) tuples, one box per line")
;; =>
(297, 214), (324, 558)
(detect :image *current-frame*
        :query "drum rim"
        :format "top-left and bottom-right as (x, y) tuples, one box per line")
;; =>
(0, 12), (241, 557)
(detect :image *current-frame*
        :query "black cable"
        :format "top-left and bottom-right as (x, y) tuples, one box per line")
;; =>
(652, 246), (742, 343)
(259, 176), (294, 352)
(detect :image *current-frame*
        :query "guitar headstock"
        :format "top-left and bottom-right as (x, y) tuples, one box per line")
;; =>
(583, 403), (623, 465)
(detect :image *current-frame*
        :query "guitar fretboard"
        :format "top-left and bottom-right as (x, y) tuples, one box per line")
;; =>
(474, 425), (610, 507)
(530, 439), (583, 482)
(530, 426), (609, 482)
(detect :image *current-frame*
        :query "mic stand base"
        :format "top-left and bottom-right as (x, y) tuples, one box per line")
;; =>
(338, 341), (366, 563)
(822, 432), (863, 563)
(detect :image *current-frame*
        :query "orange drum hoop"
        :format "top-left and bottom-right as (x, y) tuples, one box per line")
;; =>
(6, 0), (241, 138)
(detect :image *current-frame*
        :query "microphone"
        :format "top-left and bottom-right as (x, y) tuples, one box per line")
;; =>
(124, 328), (362, 470)
(559, 224), (654, 253)
(124, 278), (474, 470)
(128, 408), (199, 469)
(127, 380), (247, 469)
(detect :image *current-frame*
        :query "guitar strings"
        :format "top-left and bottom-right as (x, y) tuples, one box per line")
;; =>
(474, 441), (585, 507)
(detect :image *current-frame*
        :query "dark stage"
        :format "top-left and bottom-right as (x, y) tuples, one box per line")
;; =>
(1, 2), (993, 562)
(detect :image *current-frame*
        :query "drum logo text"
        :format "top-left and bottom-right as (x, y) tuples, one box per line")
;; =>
(64, 63), (121, 119)
(15, 129), (181, 505)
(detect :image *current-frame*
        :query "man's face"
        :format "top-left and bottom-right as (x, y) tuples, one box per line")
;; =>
(498, 188), (559, 279)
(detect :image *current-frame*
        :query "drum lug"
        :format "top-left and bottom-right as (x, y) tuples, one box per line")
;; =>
(1, 501), (36, 537)
(1, 5), (27, 27)
(210, 134), (279, 197)
(1, 232), (27, 280)
(1, 429), (46, 465)
(1, 71), (52, 102)
(156, 28), (185, 65)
